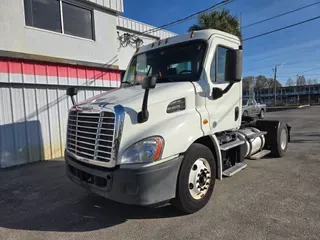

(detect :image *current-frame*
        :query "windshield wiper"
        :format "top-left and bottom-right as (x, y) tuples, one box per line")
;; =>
(157, 77), (175, 83)
(122, 81), (140, 86)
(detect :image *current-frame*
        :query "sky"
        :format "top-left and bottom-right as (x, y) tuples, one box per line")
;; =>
(123, 0), (320, 85)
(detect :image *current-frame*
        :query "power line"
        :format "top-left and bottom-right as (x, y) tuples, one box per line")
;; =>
(281, 60), (320, 66)
(243, 15), (320, 41)
(243, 1), (320, 28)
(302, 67), (320, 73)
(277, 67), (320, 76)
(246, 60), (320, 72)
(130, 0), (233, 38)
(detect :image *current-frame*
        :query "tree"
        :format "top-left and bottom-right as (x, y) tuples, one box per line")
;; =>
(254, 75), (268, 90)
(286, 78), (294, 86)
(307, 79), (313, 85)
(188, 9), (242, 40)
(268, 78), (282, 88)
(296, 75), (306, 86)
(242, 76), (255, 91)
(313, 78), (319, 85)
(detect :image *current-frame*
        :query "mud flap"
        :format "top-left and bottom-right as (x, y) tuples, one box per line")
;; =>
(286, 124), (291, 142)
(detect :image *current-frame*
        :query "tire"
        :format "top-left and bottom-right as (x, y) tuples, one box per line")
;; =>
(270, 122), (288, 157)
(243, 111), (248, 117)
(259, 109), (265, 119)
(172, 143), (216, 214)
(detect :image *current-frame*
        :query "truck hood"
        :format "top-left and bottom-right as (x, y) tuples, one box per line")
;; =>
(78, 82), (195, 111)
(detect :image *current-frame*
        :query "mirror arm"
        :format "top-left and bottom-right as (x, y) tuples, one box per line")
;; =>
(222, 82), (235, 94)
(71, 96), (77, 106)
(137, 89), (149, 123)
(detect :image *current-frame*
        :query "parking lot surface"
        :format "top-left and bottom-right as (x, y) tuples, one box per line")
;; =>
(1, 106), (320, 240)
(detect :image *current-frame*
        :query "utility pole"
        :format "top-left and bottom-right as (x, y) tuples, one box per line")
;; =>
(272, 65), (279, 106)
(296, 74), (300, 105)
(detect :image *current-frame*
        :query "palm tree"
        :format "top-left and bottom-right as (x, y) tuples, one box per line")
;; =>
(189, 9), (242, 40)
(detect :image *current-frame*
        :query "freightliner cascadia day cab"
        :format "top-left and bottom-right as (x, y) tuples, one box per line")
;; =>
(65, 29), (291, 214)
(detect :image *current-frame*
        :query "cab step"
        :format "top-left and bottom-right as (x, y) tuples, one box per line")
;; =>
(249, 149), (271, 160)
(222, 162), (247, 177)
(220, 139), (245, 151)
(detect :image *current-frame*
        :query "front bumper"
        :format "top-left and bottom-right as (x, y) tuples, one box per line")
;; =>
(65, 152), (183, 206)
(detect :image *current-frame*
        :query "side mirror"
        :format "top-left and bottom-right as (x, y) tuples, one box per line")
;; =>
(212, 87), (224, 100)
(225, 49), (242, 82)
(120, 71), (125, 81)
(141, 76), (157, 90)
(66, 87), (78, 106)
(66, 87), (78, 97)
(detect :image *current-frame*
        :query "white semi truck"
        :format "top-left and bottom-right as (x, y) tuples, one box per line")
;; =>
(65, 29), (291, 214)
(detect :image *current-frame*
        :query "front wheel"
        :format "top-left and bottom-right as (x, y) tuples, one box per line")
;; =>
(172, 143), (216, 214)
(259, 109), (265, 119)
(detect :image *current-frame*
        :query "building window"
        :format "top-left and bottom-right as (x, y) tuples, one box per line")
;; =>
(24, 0), (62, 33)
(62, 2), (93, 39)
(24, 0), (95, 40)
(210, 46), (232, 83)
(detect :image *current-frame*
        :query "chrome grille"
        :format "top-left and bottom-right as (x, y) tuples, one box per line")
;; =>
(67, 110), (115, 163)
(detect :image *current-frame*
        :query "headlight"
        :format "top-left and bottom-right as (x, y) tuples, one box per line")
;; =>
(120, 136), (164, 164)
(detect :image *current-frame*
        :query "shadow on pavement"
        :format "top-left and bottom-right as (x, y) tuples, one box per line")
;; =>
(0, 160), (183, 232)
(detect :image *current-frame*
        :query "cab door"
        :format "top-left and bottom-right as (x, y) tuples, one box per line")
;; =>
(252, 99), (258, 115)
(204, 36), (242, 133)
(247, 99), (254, 116)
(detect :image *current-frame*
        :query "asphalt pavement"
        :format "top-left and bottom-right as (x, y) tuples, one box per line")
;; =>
(1, 106), (320, 240)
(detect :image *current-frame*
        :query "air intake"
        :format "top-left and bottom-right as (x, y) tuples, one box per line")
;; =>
(167, 98), (186, 113)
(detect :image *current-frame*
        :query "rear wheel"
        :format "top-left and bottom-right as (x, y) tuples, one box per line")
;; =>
(270, 122), (288, 157)
(172, 143), (216, 214)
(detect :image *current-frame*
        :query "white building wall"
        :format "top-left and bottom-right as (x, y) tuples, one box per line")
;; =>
(0, 83), (109, 168)
(0, 0), (119, 66)
(85, 0), (124, 12)
(117, 16), (176, 39)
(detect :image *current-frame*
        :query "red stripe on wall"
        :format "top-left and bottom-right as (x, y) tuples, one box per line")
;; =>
(9, 61), (22, 74)
(0, 57), (122, 81)
(47, 65), (58, 77)
(22, 62), (35, 75)
(0, 61), (8, 72)
(77, 68), (86, 79)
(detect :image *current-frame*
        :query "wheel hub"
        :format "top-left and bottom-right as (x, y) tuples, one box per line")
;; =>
(280, 128), (287, 150)
(188, 158), (211, 200)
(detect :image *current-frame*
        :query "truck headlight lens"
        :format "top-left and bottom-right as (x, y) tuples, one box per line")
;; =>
(120, 136), (164, 164)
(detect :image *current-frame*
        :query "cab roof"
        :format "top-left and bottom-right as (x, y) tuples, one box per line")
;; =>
(135, 29), (241, 55)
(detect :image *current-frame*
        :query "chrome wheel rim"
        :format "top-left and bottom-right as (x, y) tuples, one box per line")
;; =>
(261, 110), (264, 118)
(188, 158), (211, 200)
(280, 128), (287, 150)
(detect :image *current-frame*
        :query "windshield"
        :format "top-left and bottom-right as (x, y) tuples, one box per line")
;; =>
(242, 100), (248, 105)
(123, 40), (206, 85)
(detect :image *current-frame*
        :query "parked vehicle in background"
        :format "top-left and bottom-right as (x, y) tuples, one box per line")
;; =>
(242, 98), (266, 119)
